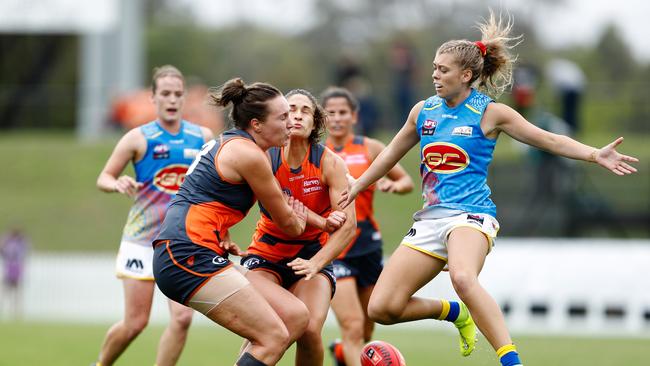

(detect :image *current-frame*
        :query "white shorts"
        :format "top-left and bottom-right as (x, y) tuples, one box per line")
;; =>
(115, 240), (154, 280)
(400, 213), (500, 263)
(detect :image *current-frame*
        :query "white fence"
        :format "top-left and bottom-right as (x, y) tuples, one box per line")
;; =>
(4, 238), (650, 336)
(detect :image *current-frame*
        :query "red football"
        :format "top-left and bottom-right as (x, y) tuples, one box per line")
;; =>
(360, 340), (406, 366)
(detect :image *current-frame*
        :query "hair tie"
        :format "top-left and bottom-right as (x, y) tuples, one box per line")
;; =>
(474, 41), (487, 57)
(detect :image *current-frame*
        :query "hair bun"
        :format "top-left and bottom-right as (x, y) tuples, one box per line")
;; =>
(212, 78), (248, 107)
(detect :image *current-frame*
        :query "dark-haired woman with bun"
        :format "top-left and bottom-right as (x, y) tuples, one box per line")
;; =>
(153, 78), (309, 366)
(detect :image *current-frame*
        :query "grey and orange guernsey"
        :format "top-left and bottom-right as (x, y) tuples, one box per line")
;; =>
(153, 129), (257, 305)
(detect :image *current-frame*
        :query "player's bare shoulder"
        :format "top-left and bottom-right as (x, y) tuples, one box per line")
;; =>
(116, 126), (148, 160)
(322, 147), (349, 185)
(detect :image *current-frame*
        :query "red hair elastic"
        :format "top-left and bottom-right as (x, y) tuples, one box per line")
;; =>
(474, 41), (487, 57)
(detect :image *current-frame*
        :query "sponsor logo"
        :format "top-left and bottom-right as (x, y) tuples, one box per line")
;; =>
(153, 164), (189, 194)
(302, 178), (323, 195)
(365, 348), (381, 363)
(288, 174), (305, 182)
(169, 139), (185, 144)
(441, 113), (458, 119)
(212, 256), (227, 265)
(126, 258), (144, 272)
(406, 228), (417, 237)
(422, 142), (470, 174)
(422, 119), (437, 135)
(467, 214), (485, 226)
(452, 126), (473, 136)
(344, 153), (368, 165)
(242, 257), (260, 269)
(183, 148), (199, 159)
(153, 144), (170, 159)
(186, 255), (195, 267)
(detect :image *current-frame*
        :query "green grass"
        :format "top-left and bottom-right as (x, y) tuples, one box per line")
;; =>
(1, 131), (648, 253)
(0, 321), (648, 365)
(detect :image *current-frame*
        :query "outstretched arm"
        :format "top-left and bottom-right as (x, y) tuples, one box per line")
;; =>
(489, 102), (638, 175)
(367, 138), (414, 194)
(339, 101), (423, 208)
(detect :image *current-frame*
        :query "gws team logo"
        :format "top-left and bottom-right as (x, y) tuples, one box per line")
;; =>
(212, 256), (228, 265)
(422, 142), (469, 174)
(153, 164), (189, 194)
(333, 263), (351, 278)
(242, 257), (261, 269)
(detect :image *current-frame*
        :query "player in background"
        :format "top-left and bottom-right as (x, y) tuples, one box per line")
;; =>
(321, 87), (413, 366)
(339, 11), (638, 366)
(240, 89), (356, 366)
(93, 65), (213, 366)
(153, 78), (314, 366)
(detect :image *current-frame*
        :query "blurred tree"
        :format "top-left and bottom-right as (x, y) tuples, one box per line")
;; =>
(595, 24), (636, 86)
(0, 35), (77, 129)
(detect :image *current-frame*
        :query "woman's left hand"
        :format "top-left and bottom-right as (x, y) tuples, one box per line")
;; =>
(595, 137), (639, 176)
(218, 236), (247, 257)
(287, 257), (320, 280)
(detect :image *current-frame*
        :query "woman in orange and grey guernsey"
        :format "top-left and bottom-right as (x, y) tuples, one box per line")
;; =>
(93, 65), (212, 366)
(321, 87), (414, 366)
(240, 89), (357, 366)
(153, 78), (310, 366)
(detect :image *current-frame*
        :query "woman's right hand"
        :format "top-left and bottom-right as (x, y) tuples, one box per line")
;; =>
(114, 175), (141, 198)
(324, 210), (347, 233)
(337, 173), (360, 209)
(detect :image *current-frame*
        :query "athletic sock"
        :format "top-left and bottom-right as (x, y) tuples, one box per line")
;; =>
(497, 344), (522, 366)
(437, 299), (467, 323)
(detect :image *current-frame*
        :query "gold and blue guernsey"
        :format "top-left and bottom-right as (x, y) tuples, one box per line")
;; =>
(416, 88), (497, 218)
(116, 120), (204, 280)
(401, 88), (502, 358)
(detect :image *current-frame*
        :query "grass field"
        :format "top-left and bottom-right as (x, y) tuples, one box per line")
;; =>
(1, 131), (648, 253)
(0, 321), (648, 366)
(1, 132), (649, 365)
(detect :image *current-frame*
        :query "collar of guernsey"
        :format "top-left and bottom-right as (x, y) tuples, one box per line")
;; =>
(416, 89), (497, 218)
(133, 120), (204, 185)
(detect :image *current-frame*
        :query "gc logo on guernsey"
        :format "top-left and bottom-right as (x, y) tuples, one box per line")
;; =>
(153, 164), (189, 194)
(422, 142), (469, 174)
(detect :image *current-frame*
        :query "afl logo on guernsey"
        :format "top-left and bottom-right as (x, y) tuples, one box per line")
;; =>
(422, 142), (469, 174)
(153, 164), (189, 194)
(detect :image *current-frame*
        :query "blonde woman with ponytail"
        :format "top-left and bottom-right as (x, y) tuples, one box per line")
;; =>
(339, 11), (638, 366)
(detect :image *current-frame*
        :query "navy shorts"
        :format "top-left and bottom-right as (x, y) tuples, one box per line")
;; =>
(241, 254), (337, 298)
(332, 249), (383, 288)
(153, 240), (232, 305)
